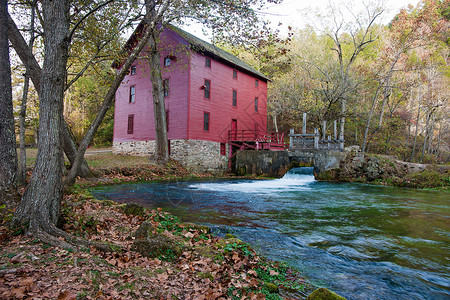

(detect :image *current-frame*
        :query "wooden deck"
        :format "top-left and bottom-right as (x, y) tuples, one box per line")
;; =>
(228, 130), (287, 151)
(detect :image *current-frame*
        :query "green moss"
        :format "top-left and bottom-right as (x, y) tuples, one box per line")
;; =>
(306, 287), (346, 300)
(315, 170), (336, 181)
(264, 282), (279, 293)
(197, 271), (214, 281)
(121, 202), (145, 216)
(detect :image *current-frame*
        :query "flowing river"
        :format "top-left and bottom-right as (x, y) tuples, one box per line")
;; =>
(90, 168), (449, 299)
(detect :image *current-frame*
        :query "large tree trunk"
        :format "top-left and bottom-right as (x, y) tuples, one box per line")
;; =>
(0, 0), (19, 209)
(7, 13), (91, 178)
(148, 31), (169, 163)
(14, 0), (69, 232)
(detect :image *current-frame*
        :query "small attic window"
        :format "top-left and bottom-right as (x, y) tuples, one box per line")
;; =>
(233, 69), (238, 79)
(164, 57), (171, 66)
(205, 57), (211, 68)
(131, 66), (137, 75)
(164, 55), (177, 67)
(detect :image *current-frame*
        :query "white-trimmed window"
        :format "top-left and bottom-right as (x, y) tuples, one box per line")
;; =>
(129, 86), (136, 103)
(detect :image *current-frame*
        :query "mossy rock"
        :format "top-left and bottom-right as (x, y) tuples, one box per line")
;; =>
(215, 237), (242, 248)
(122, 202), (144, 216)
(306, 287), (346, 300)
(132, 233), (182, 259)
(193, 244), (214, 257)
(131, 221), (155, 239)
(182, 222), (211, 234)
(264, 282), (279, 293)
(225, 233), (236, 239)
(132, 220), (182, 258)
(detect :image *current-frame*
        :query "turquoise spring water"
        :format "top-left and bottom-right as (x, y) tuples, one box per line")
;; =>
(90, 168), (450, 299)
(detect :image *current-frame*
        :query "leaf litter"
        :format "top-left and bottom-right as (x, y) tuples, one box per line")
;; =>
(1, 165), (312, 299)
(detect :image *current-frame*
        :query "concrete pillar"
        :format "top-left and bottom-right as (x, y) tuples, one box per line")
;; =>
(289, 128), (294, 150)
(334, 120), (337, 140)
(314, 128), (319, 150)
(303, 113), (307, 135)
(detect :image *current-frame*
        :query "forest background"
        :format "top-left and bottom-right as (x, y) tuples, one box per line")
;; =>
(10, 0), (450, 165)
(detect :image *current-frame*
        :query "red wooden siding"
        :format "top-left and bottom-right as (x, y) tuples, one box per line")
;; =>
(113, 27), (268, 146)
(113, 28), (191, 143)
(188, 51), (267, 143)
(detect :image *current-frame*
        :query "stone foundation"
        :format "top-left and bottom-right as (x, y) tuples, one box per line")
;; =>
(113, 140), (156, 156)
(113, 139), (228, 174)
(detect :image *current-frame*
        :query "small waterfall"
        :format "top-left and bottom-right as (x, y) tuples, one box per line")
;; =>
(190, 167), (315, 194)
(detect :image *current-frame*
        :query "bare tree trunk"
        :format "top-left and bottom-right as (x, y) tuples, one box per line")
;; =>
(436, 120), (442, 158)
(0, 0), (19, 209)
(19, 74), (30, 184)
(378, 84), (391, 127)
(420, 108), (431, 163)
(339, 99), (346, 151)
(14, 0), (69, 232)
(148, 31), (168, 163)
(410, 85), (422, 162)
(62, 122), (91, 177)
(428, 113), (435, 153)
(362, 83), (381, 152)
(18, 2), (36, 184)
(7, 13), (91, 178)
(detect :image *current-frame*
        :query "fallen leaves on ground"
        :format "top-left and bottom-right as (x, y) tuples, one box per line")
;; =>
(1, 163), (310, 299)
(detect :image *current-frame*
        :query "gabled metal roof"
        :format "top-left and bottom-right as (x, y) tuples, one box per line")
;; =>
(115, 21), (269, 81)
(167, 25), (269, 81)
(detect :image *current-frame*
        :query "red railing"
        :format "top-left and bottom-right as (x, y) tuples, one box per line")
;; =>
(228, 130), (287, 150)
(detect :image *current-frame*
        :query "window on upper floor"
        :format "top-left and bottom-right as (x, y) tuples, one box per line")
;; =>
(204, 79), (211, 99)
(131, 66), (137, 75)
(129, 86), (135, 103)
(254, 97), (258, 112)
(232, 69), (237, 79)
(164, 56), (171, 66)
(205, 57), (211, 68)
(163, 78), (170, 97)
(127, 114), (134, 134)
(255, 79), (259, 87)
(204, 112), (210, 131)
(232, 90), (237, 107)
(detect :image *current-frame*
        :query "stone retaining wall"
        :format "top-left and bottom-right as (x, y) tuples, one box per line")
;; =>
(112, 139), (227, 174)
(235, 150), (290, 177)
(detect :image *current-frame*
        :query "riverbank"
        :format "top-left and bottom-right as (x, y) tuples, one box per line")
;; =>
(315, 152), (449, 190)
(1, 158), (330, 299)
(0, 196), (314, 299)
